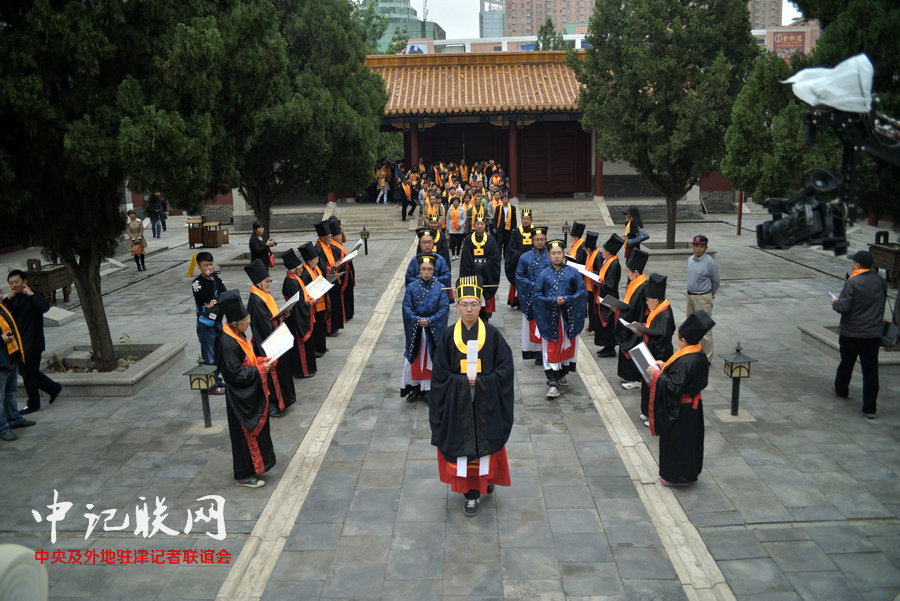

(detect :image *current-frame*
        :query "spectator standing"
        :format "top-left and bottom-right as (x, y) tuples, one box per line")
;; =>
(4, 270), (63, 414)
(192, 252), (227, 394)
(146, 192), (164, 238)
(126, 210), (147, 271)
(685, 234), (719, 363)
(249, 221), (275, 267)
(831, 250), (886, 419)
(0, 292), (35, 440)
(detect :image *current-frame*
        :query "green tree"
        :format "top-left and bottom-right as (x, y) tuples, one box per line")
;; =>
(571, 0), (757, 246)
(237, 0), (388, 235)
(536, 18), (565, 50)
(0, 0), (286, 370)
(352, 0), (409, 54)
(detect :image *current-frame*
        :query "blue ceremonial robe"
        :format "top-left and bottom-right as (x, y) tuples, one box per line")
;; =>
(533, 264), (587, 342)
(405, 253), (451, 291)
(515, 248), (551, 322)
(402, 277), (450, 364)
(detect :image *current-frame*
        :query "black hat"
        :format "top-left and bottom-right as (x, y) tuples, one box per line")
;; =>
(456, 275), (483, 301)
(329, 220), (342, 236)
(299, 242), (317, 262)
(691, 234), (709, 245)
(570, 221), (586, 239)
(314, 221), (330, 237)
(521, 208), (532, 217)
(584, 231), (599, 250)
(679, 310), (715, 345)
(282, 248), (302, 270)
(849, 250), (874, 268)
(219, 289), (249, 323)
(547, 239), (566, 250)
(531, 226), (548, 236)
(244, 259), (269, 285)
(416, 228), (436, 239)
(416, 254), (437, 267)
(645, 273), (667, 299)
(603, 233), (624, 255)
(626, 248), (649, 273)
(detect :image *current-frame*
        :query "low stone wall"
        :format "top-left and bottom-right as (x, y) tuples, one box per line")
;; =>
(233, 211), (324, 234)
(701, 190), (735, 213)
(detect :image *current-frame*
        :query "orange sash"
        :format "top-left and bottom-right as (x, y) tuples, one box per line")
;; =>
(570, 238), (583, 257)
(223, 323), (259, 366)
(584, 248), (601, 291)
(251, 286), (279, 321)
(661, 344), (703, 371)
(597, 255), (617, 280)
(0, 308), (23, 361)
(624, 273), (647, 304)
(450, 206), (461, 232)
(848, 268), (870, 279)
(304, 264), (326, 312)
(318, 240), (337, 273)
(402, 182), (411, 200)
(645, 299), (670, 327)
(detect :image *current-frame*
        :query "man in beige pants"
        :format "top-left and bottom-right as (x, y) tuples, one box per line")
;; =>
(685, 235), (719, 363)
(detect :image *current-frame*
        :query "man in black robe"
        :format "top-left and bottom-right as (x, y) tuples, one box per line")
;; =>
(617, 249), (649, 389)
(429, 276), (515, 517)
(504, 208), (534, 308)
(299, 242), (328, 357)
(329, 218), (355, 322)
(646, 310), (714, 486)
(459, 214), (501, 322)
(244, 259), (296, 417)
(281, 248), (316, 379)
(593, 234), (624, 357)
(314, 220), (344, 336)
(217, 289), (276, 488)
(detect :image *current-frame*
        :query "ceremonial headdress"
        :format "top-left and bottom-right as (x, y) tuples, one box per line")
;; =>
(531, 226), (548, 236)
(645, 273), (667, 300)
(570, 221), (586, 239)
(243, 259), (269, 285)
(219, 289), (249, 323)
(328, 220), (342, 236)
(416, 254), (436, 266)
(521, 208), (532, 217)
(626, 248), (649, 273)
(455, 276), (483, 301)
(584, 231), (599, 250)
(603, 233), (624, 255)
(679, 310), (715, 345)
(298, 242), (317, 262)
(416, 228), (436, 239)
(282, 248), (302, 270)
(314, 221), (330, 237)
(547, 239), (566, 250)
(474, 207), (486, 223)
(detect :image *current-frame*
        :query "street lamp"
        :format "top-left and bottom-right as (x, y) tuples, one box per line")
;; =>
(183, 364), (218, 428)
(718, 341), (757, 416)
(562, 221), (571, 246)
(361, 227), (370, 255)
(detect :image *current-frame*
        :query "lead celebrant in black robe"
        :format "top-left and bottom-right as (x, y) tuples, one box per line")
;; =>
(328, 218), (355, 322)
(429, 276), (515, 517)
(505, 208), (534, 308)
(299, 242), (328, 356)
(459, 211), (501, 322)
(314, 220), (344, 335)
(216, 289), (276, 487)
(245, 259), (296, 417)
(592, 233), (624, 357)
(645, 310), (714, 487)
(281, 248), (316, 379)
(617, 248), (650, 388)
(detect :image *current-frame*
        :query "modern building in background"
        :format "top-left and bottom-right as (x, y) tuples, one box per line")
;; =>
(747, 0), (782, 29)
(504, 0), (593, 37)
(374, 0), (446, 52)
(480, 0), (505, 37)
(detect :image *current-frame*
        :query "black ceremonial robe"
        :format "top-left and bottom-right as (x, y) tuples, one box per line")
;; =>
(593, 256), (621, 348)
(300, 264), (328, 354)
(459, 232), (501, 319)
(217, 330), (276, 480)
(616, 303), (676, 417)
(316, 240), (344, 333)
(616, 278), (648, 382)
(332, 240), (355, 322)
(282, 271), (317, 378)
(428, 319), (515, 461)
(504, 226), (533, 307)
(431, 229), (453, 272)
(247, 289), (296, 411)
(650, 348), (708, 484)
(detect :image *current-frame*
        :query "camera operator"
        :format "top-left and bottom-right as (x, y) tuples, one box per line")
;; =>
(830, 251), (886, 419)
(249, 221), (276, 268)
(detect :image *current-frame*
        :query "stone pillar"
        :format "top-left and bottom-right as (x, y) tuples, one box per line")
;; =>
(594, 157), (603, 197)
(327, 192), (337, 205)
(508, 120), (519, 198)
(409, 125), (419, 171)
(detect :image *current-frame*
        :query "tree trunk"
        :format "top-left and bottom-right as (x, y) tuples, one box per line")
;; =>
(666, 193), (678, 249)
(62, 250), (117, 372)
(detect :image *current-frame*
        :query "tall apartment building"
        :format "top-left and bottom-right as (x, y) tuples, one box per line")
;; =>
(748, 0), (782, 29)
(504, 0), (593, 37)
(374, 0), (446, 51)
(480, 0), (506, 37)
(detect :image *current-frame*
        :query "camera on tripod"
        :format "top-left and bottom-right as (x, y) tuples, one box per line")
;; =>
(755, 169), (863, 256)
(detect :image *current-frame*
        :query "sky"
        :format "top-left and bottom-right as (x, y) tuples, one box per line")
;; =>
(420, 0), (803, 39)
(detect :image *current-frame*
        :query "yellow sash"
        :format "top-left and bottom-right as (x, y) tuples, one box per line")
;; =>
(454, 318), (485, 373)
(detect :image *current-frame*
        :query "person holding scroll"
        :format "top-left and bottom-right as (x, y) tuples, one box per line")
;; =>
(299, 242), (328, 357)
(281, 248), (316, 379)
(645, 310), (714, 486)
(429, 276), (514, 517)
(329, 219), (355, 323)
(314, 221), (344, 336)
(244, 259), (295, 417)
(593, 234), (624, 358)
(617, 249), (650, 390)
(401, 255), (449, 402)
(217, 289), (276, 488)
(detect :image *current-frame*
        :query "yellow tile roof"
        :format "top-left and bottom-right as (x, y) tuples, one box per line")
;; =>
(365, 51), (582, 117)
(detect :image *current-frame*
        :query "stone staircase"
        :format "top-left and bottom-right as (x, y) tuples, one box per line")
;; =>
(329, 201), (417, 235)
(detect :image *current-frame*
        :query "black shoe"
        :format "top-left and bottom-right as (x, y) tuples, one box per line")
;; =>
(49, 386), (63, 404)
(269, 408), (284, 418)
(326, 332), (339, 338)
(463, 498), (479, 517)
(534, 357), (542, 366)
(596, 347), (616, 358)
(487, 484), (495, 494)
(405, 392), (420, 403)
(314, 351), (325, 358)
(19, 407), (39, 415)
(10, 419), (36, 429)
(0, 430), (17, 441)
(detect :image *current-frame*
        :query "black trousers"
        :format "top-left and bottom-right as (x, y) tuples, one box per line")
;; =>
(22, 354), (62, 411)
(834, 336), (880, 414)
(450, 233), (465, 256)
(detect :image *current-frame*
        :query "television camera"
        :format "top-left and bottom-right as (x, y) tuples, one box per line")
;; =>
(756, 54), (900, 255)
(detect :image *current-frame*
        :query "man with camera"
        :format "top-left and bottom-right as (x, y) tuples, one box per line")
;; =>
(831, 250), (886, 419)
